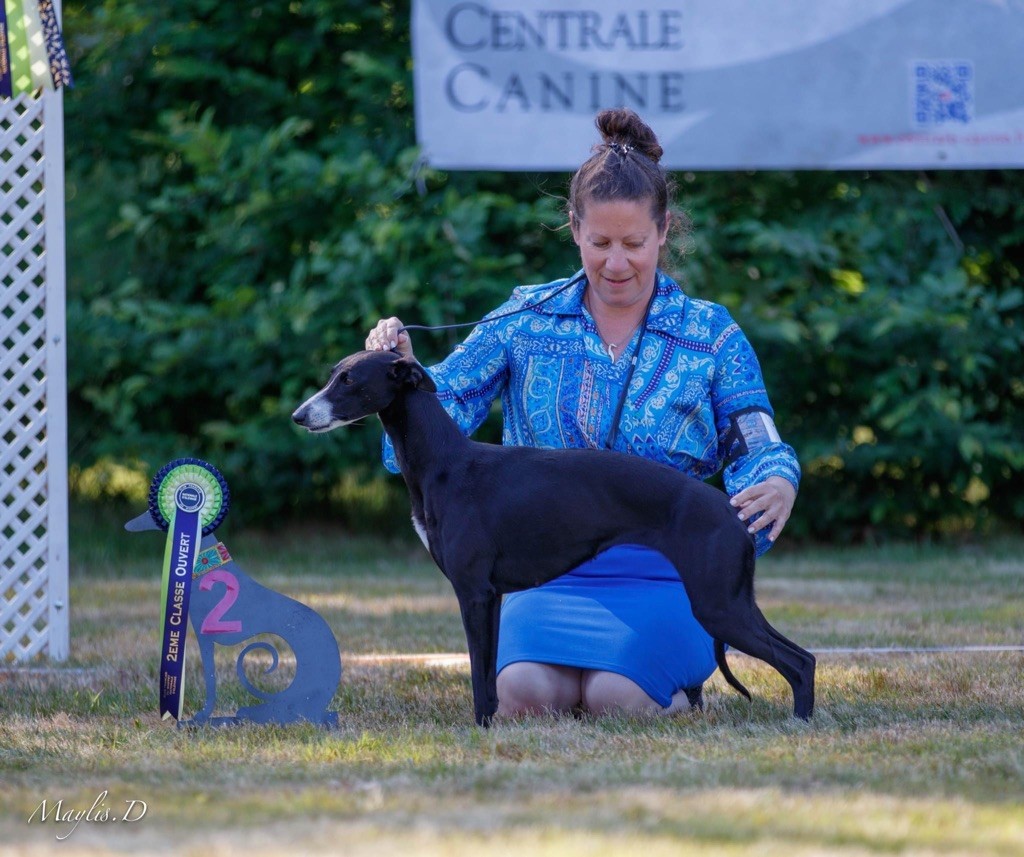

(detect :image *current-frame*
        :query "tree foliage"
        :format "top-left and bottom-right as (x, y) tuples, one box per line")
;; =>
(63, 1), (1024, 539)
(677, 171), (1024, 539)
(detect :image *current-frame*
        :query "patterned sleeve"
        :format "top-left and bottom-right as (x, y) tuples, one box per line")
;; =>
(709, 310), (801, 555)
(381, 294), (521, 474)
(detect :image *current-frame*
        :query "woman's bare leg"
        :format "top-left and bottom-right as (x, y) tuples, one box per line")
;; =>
(495, 662), (582, 717)
(581, 670), (695, 716)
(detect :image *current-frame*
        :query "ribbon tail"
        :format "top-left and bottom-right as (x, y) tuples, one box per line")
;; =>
(21, 0), (49, 91)
(4, 0), (31, 95)
(159, 506), (201, 721)
(36, 0), (71, 89)
(1, 4), (13, 98)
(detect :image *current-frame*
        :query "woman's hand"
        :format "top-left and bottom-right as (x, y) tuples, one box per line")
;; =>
(730, 476), (797, 543)
(366, 317), (415, 359)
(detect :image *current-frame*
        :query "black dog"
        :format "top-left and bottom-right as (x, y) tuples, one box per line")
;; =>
(293, 350), (815, 724)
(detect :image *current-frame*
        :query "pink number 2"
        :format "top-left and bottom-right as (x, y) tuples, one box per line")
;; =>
(199, 569), (243, 634)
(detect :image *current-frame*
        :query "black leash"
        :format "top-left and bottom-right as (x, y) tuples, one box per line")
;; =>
(399, 269), (655, 451)
(604, 284), (656, 449)
(398, 271), (587, 335)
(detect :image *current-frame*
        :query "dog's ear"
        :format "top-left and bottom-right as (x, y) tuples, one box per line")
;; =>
(389, 357), (437, 393)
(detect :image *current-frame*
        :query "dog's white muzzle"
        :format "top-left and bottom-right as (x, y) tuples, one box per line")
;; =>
(292, 392), (354, 433)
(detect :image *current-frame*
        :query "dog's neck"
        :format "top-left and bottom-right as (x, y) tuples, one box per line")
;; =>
(378, 387), (466, 485)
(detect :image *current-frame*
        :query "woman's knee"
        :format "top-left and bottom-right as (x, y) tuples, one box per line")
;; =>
(581, 671), (698, 716)
(496, 662), (582, 717)
(580, 671), (664, 715)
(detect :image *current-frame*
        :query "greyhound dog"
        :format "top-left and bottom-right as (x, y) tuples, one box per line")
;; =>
(292, 350), (815, 724)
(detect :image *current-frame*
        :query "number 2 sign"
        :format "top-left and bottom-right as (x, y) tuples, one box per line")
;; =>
(184, 539), (341, 728)
(198, 569), (243, 635)
(125, 459), (341, 729)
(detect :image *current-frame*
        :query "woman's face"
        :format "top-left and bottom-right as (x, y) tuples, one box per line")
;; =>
(571, 198), (668, 313)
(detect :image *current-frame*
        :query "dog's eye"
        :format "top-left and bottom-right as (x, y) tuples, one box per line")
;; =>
(339, 372), (354, 385)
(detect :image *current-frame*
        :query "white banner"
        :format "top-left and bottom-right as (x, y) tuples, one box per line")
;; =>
(412, 0), (1024, 170)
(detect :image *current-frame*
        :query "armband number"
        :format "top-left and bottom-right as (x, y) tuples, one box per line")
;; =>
(724, 408), (782, 465)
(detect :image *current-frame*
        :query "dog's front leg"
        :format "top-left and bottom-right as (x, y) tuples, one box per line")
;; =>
(455, 589), (501, 727)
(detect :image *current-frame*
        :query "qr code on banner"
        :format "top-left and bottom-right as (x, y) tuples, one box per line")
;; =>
(912, 60), (974, 126)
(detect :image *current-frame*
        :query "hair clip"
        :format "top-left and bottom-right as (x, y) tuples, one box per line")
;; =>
(609, 142), (633, 156)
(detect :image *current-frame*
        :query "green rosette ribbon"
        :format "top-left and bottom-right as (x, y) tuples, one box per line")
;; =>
(150, 459), (229, 720)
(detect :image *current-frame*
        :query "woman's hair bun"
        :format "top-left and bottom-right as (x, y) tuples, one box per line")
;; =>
(595, 107), (664, 164)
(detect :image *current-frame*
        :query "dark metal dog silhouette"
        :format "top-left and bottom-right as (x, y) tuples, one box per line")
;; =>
(292, 350), (816, 725)
(127, 513), (341, 727)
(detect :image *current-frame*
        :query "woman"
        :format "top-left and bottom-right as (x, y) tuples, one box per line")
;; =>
(366, 108), (799, 717)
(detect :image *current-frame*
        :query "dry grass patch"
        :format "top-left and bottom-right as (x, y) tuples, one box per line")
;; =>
(2, 520), (1022, 855)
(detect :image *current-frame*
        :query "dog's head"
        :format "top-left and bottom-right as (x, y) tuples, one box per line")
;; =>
(292, 350), (437, 433)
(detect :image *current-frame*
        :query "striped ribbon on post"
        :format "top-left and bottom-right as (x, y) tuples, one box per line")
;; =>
(158, 484), (205, 721)
(1, 5), (8, 98)
(36, 0), (71, 87)
(1, 0), (73, 99)
(147, 459), (229, 722)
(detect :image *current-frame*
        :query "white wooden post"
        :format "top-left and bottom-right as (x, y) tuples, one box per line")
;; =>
(1, 82), (69, 662)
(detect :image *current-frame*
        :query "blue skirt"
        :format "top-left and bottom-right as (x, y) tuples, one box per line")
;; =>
(496, 544), (716, 707)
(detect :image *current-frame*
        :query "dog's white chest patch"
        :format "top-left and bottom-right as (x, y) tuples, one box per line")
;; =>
(411, 515), (430, 553)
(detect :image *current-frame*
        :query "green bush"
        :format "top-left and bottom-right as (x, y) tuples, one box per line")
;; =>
(678, 171), (1024, 539)
(63, 2), (1024, 540)
(65, 1), (574, 526)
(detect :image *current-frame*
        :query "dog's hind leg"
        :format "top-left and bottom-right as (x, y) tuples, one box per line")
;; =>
(678, 530), (816, 720)
(702, 605), (816, 720)
(455, 588), (502, 727)
(758, 609), (816, 719)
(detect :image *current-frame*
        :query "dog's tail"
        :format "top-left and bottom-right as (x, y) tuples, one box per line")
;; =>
(714, 639), (752, 702)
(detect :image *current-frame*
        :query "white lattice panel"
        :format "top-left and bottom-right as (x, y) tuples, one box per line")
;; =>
(1, 89), (69, 663)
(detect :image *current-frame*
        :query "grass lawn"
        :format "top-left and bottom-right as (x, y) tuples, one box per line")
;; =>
(2, 508), (1022, 855)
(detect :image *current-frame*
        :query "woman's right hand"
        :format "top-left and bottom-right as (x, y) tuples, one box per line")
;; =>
(365, 317), (415, 359)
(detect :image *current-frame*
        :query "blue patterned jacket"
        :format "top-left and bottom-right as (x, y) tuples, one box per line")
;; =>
(383, 269), (800, 556)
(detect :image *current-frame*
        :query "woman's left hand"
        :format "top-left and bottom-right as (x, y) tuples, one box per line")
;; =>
(730, 476), (797, 544)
